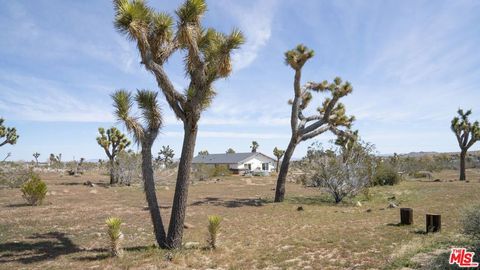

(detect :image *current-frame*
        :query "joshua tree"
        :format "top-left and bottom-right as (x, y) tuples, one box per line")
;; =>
(49, 153), (62, 166)
(2, 152), (11, 162)
(198, 150), (209, 156)
(207, 215), (222, 249)
(156, 145), (175, 167)
(335, 130), (359, 163)
(451, 109), (480, 181)
(113, 89), (168, 248)
(250, 141), (259, 153)
(113, 0), (244, 249)
(274, 44), (355, 202)
(273, 147), (285, 173)
(226, 148), (235, 154)
(96, 127), (131, 184)
(0, 118), (19, 147)
(33, 152), (41, 165)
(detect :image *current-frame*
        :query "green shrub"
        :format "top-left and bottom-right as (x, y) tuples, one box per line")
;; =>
(373, 163), (401, 186)
(212, 165), (231, 177)
(412, 171), (432, 179)
(462, 205), (480, 241)
(207, 215), (222, 249)
(21, 174), (47, 205)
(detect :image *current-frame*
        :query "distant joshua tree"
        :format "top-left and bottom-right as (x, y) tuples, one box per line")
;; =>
(113, 0), (244, 249)
(451, 109), (480, 181)
(0, 118), (19, 147)
(33, 152), (41, 165)
(96, 127), (131, 184)
(198, 150), (209, 156)
(273, 147), (285, 173)
(157, 145), (175, 167)
(274, 44), (355, 202)
(250, 141), (259, 153)
(226, 148), (235, 154)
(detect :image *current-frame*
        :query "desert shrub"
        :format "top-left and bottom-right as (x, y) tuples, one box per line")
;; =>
(0, 165), (32, 188)
(412, 171), (432, 179)
(106, 217), (123, 257)
(373, 163), (401, 186)
(461, 205), (480, 241)
(207, 215), (222, 249)
(21, 174), (47, 206)
(193, 164), (215, 181)
(113, 151), (141, 185)
(304, 141), (376, 203)
(212, 165), (231, 177)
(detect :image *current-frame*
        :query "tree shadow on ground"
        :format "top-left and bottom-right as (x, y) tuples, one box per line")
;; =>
(74, 245), (158, 261)
(5, 203), (31, 208)
(190, 196), (268, 208)
(0, 232), (80, 264)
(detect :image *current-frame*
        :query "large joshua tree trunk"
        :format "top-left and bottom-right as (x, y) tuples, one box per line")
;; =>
(459, 149), (467, 181)
(109, 158), (116, 185)
(166, 120), (198, 248)
(141, 140), (167, 248)
(275, 139), (297, 202)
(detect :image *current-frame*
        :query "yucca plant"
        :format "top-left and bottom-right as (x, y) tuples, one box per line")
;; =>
(96, 127), (131, 185)
(21, 174), (47, 206)
(207, 215), (222, 249)
(106, 217), (124, 257)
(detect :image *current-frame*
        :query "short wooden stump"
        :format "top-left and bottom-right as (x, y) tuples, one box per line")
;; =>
(400, 208), (413, 225)
(426, 214), (441, 233)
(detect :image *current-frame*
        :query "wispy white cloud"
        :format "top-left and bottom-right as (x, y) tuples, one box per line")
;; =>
(216, 0), (277, 70)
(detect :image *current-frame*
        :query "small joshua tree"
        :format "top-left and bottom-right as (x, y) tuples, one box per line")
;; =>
(113, 89), (168, 248)
(156, 145), (175, 168)
(226, 148), (235, 154)
(273, 147), (285, 173)
(250, 141), (259, 153)
(274, 44), (355, 202)
(451, 109), (480, 181)
(0, 118), (19, 147)
(96, 127), (131, 184)
(21, 174), (47, 206)
(207, 215), (222, 249)
(106, 217), (124, 257)
(33, 152), (40, 166)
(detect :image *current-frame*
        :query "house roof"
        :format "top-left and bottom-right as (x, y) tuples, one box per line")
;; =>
(192, 152), (275, 164)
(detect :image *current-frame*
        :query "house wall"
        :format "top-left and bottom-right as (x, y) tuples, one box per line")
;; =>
(232, 156), (275, 172)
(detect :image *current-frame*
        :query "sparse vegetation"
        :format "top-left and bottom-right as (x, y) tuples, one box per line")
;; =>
(225, 148), (235, 154)
(273, 147), (285, 173)
(373, 162), (401, 186)
(20, 174), (47, 206)
(461, 204), (480, 240)
(250, 141), (259, 153)
(106, 217), (124, 257)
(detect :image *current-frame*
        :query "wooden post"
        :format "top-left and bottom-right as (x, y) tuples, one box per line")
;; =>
(426, 214), (441, 233)
(400, 208), (413, 225)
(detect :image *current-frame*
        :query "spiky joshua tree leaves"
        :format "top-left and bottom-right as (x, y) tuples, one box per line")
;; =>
(0, 118), (19, 147)
(96, 127), (131, 184)
(112, 89), (168, 248)
(105, 217), (124, 257)
(273, 147), (285, 173)
(113, 0), (244, 249)
(250, 141), (259, 153)
(156, 145), (174, 168)
(451, 109), (480, 181)
(274, 44), (355, 202)
(207, 215), (222, 249)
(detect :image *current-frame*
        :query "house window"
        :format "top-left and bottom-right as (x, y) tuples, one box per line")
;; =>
(262, 163), (269, 171)
(244, 163), (251, 170)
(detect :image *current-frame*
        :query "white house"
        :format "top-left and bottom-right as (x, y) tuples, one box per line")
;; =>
(192, 152), (276, 174)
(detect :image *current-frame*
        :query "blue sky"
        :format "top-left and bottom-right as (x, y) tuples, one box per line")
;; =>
(1, 0), (480, 162)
